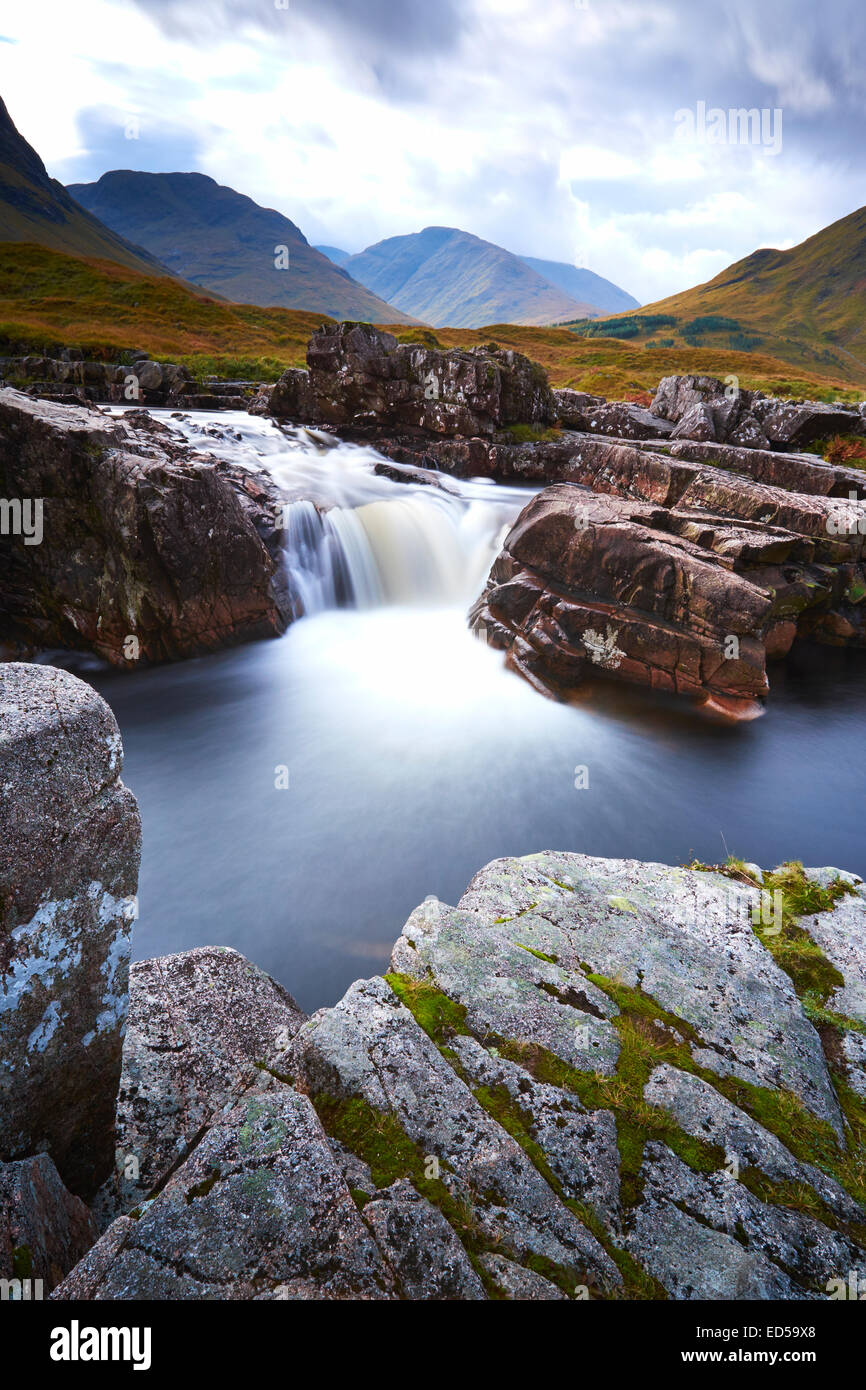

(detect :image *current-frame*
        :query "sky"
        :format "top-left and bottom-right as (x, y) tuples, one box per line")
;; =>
(1, 0), (864, 304)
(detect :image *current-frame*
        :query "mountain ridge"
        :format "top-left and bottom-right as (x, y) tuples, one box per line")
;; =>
(68, 171), (418, 324)
(0, 98), (173, 278)
(342, 225), (604, 328)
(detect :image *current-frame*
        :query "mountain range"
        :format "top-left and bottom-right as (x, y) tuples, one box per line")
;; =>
(67, 171), (417, 324)
(334, 226), (613, 328)
(0, 98), (169, 278)
(315, 244), (639, 318)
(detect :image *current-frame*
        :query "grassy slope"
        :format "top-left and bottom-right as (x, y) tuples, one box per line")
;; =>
(2, 242), (863, 397)
(411, 324), (865, 400)
(603, 205), (866, 388)
(0, 243), (333, 379)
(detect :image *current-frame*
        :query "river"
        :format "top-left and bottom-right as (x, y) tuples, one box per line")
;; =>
(70, 408), (866, 1012)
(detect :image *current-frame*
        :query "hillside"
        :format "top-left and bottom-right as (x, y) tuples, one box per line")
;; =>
(0, 242), (333, 378)
(2, 242), (861, 399)
(604, 205), (866, 384)
(0, 97), (170, 278)
(67, 171), (417, 325)
(518, 255), (639, 314)
(342, 226), (602, 328)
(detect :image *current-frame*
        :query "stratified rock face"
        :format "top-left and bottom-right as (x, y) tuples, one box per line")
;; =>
(469, 432), (866, 707)
(0, 664), (141, 1198)
(104, 946), (307, 1215)
(0, 1153), (98, 1292)
(0, 389), (292, 664)
(259, 321), (556, 437)
(52, 853), (866, 1300)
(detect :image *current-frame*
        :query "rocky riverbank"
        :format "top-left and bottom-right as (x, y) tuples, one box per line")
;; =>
(4, 322), (866, 711)
(2, 667), (865, 1300)
(256, 324), (866, 713)
(0, 391), (291, 663)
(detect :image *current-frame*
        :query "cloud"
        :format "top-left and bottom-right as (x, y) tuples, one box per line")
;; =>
(2, 0), (865, 301)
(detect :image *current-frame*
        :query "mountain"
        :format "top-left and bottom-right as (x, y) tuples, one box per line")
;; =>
(342, 226), (603, 328)
(0, 97), (169, 277)
(315, 244), (352, 268)
(68, 172), (417, 324)
(623, 206), (866, 380)
(518, 256), (639, 314)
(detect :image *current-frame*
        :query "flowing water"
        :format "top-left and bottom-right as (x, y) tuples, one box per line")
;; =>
(71, 408), (866, 1012)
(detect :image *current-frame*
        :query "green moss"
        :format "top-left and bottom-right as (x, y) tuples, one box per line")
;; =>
(385, 972), (471, 1045)
(517, 943), (559, 964)
(350, 1187), (372, 1210)
(500, 423), (562, 445)
(11, 1245), (32, 1280)
(185, 1168), (220, 1203)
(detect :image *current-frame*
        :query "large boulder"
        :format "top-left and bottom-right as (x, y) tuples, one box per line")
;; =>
(0, 390), (292, 664)
(103, 946), (307, 1215)
(0, 664), (141, 1197)
(262, 322), (556, 437)
(468, 431), (866, 707)
(651, 374), (864, 451)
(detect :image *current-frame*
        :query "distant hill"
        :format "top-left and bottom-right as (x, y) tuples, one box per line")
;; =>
(342, 226), (603, 328)
(315, 244), (352, 268)
(67, 172), (417, 324)
(0, 97), (169, 277)
(518, 255), (639, 314)
(620, 206), (866, 382)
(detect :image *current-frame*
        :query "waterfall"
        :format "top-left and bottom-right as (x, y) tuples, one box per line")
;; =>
(139, 407), (530, 618)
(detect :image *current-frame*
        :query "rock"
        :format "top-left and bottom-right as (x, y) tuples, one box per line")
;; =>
(469, 433), (866, 707)
(402, 852), (844, 1137)
(470, 484), (773, 706)
(288, 974), (621, 1294)
(752, 397), (863, 450)
(0, 664), (141, 1197)
(799, 871), (866, 1024)
(361, 1179), (486, 1299)
(552, 387), (604, 429)
(0, 388), (293, 664)
(103, 946), (307, 1216)
(52, 1088), (397, 1300)
(643, 1065), (862, 1224)
(0, 1153), (98, 1292)
(478, 1252), (567, 1299)
(448, 1034), (621, 1231)
(626, 1144), (825, 1300)
(652, 374), (864, 450)
(50, 850), (866, 1300)
(671, 401), (717, 442)
(579, 401), (675, 441)
(263, 321), (556, 437)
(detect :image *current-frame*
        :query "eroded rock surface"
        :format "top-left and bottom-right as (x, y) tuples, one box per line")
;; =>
(53, 852), (866, 1300)
(101, 946), (307, 1216)
(0, 389), (292, 664)
(255, 321), (556, 437)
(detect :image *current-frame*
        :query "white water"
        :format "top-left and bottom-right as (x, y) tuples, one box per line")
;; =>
(152, 409), (531, 614)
